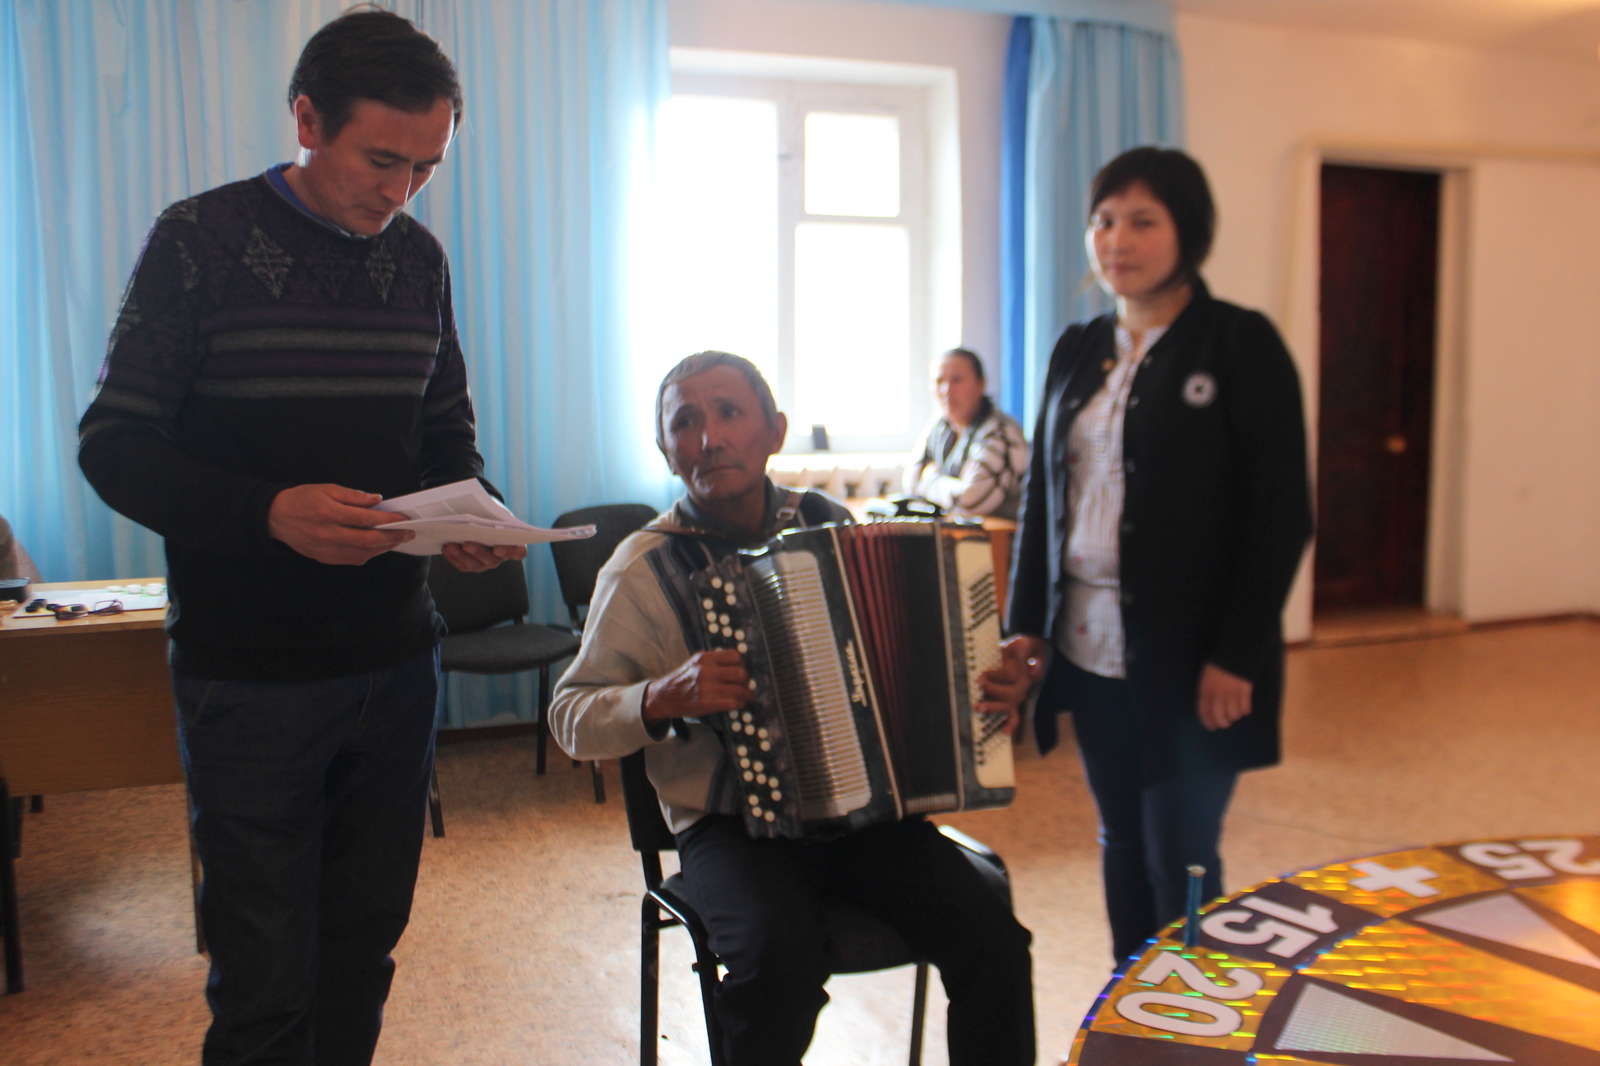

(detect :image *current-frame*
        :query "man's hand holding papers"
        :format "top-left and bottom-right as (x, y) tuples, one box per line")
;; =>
(374, 479), (596, 564)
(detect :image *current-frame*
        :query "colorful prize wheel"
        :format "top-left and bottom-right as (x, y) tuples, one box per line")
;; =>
(1066, 836), (1600, 1065)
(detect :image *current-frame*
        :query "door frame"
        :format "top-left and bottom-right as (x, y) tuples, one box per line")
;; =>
(1278, 142), (1471, 634)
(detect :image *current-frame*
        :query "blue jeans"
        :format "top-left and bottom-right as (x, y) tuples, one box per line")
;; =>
(174, 648), (439, 1066)
(1048, 660), (1237, 966)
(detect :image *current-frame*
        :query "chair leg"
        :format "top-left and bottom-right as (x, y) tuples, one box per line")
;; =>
(692, 936), (727, 1066)
(28, 796), (42, 814)
(535, 667), (549, 776)
(590, 760), (607, 804)
(428, 764), (445, 839)
(641, 897), (660, 1066)
(5, 797), (19, 859)
(186, 790), (206, 956)
(908, 962), (929, 1066)
(1, 777), (23, 993)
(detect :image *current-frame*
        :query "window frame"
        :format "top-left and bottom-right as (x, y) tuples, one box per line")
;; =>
(667, 69), (938, 455)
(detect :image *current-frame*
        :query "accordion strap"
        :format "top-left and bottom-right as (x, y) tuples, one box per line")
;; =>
(773, 488), (805, 529)
(645, 489), (807, 541)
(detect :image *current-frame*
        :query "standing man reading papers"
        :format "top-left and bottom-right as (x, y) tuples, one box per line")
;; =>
(78, 12), (520, 1065)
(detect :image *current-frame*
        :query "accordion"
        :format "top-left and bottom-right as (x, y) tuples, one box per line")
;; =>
(690, 519), (1015, 839)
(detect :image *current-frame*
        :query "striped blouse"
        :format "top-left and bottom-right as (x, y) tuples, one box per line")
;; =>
(1055, 323), (1167, 678)
(902, 398), (1030, 519)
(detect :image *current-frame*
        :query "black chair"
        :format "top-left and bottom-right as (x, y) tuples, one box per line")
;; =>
(548, 503), (660, 632)
(547, 503), (660, 803)
(426, 557), (584, 835)
(2, 764), (23, 993)
(622, 751), (1012, 1066)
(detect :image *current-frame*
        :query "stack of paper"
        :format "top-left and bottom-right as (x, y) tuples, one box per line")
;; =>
(374, 479), (596, 556)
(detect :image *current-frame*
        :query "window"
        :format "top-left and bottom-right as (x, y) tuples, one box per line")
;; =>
(649, 57), (957, 454)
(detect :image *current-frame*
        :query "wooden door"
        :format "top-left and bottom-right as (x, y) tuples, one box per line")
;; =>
(1314, 164), (1440, 611)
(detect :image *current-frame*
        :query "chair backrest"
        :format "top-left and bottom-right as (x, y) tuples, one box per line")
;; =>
(619, 750), (678, 887)
(426, 556), (530, 635)
(549, 503), (659, 625)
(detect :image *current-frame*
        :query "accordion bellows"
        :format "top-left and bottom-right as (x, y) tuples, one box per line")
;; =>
(691, 520), (1015, 839)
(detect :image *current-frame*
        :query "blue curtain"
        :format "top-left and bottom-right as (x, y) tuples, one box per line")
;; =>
(0, 0), (422, 584)
(0, 1), (360, 584)
(0, 0), (671, 727)
(999, 7), (1184, 424)
(414, 1), (672, 727)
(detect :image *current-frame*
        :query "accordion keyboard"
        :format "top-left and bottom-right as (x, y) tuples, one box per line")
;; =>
(749, 552), (875, 822)
(955, 538), (1015, 790)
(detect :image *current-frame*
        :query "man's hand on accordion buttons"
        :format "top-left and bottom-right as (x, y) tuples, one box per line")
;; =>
(977, 655), (1031, 737)
(643, 649), (754, 726)
(1000, 635), (1050, 686)
(977, 636), (1049, 738)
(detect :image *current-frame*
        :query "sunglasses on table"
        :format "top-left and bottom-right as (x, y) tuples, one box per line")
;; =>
(47, 599), (124, 621)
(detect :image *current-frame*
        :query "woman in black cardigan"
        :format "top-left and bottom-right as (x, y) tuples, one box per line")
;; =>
(1003, 148), (1313, 964)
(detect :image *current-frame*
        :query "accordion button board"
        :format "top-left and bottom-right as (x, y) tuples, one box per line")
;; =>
(952, 535), (1014, 792)
(688, 519), (1015, 839)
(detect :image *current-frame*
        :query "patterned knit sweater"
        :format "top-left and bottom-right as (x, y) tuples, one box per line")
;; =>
(79, 173), (489, 681)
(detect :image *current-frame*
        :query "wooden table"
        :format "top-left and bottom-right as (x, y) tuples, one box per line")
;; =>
(0, 579), (180, 797)
(0, 580), (194, 990)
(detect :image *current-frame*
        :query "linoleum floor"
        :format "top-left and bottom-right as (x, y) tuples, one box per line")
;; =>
(2, 620), (1597, 1064)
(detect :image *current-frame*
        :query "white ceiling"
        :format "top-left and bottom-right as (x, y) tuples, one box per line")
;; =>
(1170, 0), (1600, 64)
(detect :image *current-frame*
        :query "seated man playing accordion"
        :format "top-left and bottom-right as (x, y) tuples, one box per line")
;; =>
(550, 351), (1036, 1066)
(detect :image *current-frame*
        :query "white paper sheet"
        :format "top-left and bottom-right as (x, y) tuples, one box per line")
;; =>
(50, 584), (169, 611)
(374, 479), (596, 556)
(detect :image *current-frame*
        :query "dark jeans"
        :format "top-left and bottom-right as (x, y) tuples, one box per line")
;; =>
(174, 648), (440, 1066)
(1050, 660), (1237, 965)
(676, 814), (1035, 1066)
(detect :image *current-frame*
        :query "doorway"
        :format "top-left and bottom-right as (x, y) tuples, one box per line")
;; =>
(1314, 163), (1441, 613)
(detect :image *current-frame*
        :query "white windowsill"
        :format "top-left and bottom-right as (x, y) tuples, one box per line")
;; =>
(769, 451), (908, 471)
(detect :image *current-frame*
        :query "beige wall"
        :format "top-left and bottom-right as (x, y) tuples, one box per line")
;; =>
(1179, 12), (1600, 633)
(1456, 158), (1600, 620)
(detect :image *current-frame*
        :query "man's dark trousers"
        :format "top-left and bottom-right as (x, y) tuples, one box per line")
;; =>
(676, 813), (1036, 1066)
(175, 648), (439, 1066)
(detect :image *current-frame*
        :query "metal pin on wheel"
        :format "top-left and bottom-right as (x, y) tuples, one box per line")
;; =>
(1184, 865), (1206, 948)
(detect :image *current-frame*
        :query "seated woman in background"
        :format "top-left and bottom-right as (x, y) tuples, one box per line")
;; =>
(902, 348), (1030, 518)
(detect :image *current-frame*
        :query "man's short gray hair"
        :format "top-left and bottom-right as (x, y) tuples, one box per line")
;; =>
(655, 351), (780, 451)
